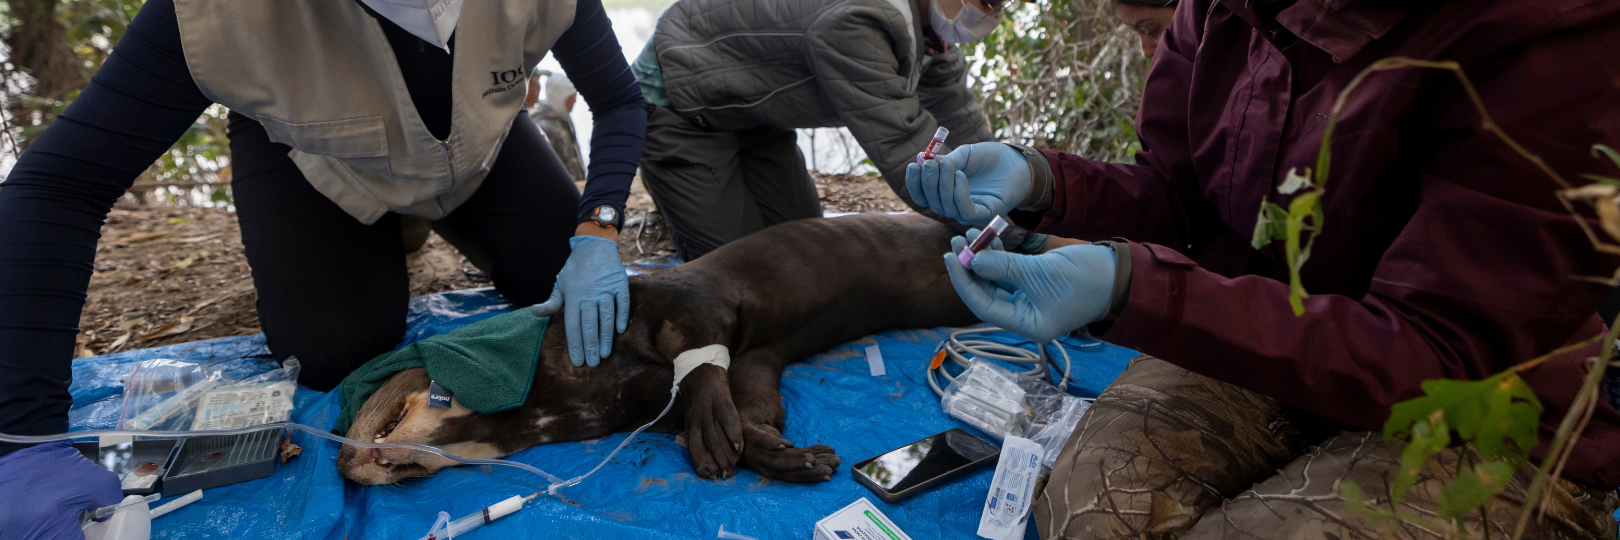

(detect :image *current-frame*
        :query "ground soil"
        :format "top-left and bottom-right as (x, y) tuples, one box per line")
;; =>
(75, 172), (908, 357)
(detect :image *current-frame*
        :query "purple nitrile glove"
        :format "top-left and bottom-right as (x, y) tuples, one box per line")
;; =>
(0, 441), (123, 540)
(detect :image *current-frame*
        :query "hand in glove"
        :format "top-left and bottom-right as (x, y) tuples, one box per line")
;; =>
(531, 236), (630, 367)
(0, 441), (123, 540)
(944, 237), (1117, 343)
(905, 142), (1031, 227)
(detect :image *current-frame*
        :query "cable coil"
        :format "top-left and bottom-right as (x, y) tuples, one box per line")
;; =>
(926, 327), (1089, 397)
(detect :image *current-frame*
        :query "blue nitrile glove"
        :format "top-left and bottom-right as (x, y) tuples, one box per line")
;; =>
(905, 142), (1031, 227)
(944, 240), (1117, 343)
(0, 441), (123, 540)
(531, 236), (630, 367)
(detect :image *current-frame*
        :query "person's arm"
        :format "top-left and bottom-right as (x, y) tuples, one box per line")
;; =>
(0, 0), (211, 455)
(1003, 2), (1211, 246)
(1085, 13), (1620, 488)
(804, 6), (956, 191)
(550, 0), (647, 233)
(914, 44), (992, 146)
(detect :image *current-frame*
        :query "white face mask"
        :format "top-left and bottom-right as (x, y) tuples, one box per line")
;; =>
(361, 0), (464, 52)
(929, 0), (999, 44)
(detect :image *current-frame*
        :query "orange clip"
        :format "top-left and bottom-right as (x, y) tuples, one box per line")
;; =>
(929, 350), (948, 370)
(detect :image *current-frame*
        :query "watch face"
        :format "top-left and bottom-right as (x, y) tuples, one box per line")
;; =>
(599, 206), (617, 223)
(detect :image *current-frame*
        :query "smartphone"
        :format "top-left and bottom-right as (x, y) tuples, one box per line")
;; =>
(851, 428), (1001, 503)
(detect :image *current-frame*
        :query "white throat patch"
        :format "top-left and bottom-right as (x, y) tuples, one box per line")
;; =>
(671, 345), (731, 389)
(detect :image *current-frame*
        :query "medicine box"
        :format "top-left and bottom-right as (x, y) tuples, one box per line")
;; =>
(812, 497), (913, 540)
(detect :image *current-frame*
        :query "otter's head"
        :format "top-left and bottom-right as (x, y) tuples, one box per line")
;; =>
(337, 313), (678, 486)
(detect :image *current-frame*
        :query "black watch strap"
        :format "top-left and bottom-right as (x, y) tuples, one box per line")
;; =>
(585, 205), (624, 230)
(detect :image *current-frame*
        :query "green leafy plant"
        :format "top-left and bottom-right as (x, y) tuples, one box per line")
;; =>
(1343, 371), (1541, 538)
(1254, 56), (1620, 539)
(970, 0), (1147, 163)
(2, 0), (233, 205)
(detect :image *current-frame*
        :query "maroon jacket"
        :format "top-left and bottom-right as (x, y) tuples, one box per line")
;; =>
(1024, 0), (1620, 489)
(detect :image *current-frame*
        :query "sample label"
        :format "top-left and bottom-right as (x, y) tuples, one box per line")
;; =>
(864, 345), (886, 377)
(978, 436), (1042, 540)
(191, 381), (295, 430)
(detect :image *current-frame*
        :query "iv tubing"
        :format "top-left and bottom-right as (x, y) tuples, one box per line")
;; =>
(0, 422), (565, 487)
(2, 387), (684, 497)
(547, 388), (679, 495)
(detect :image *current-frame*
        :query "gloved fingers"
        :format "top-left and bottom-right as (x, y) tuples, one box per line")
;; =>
(943, 252), (1008, 325)
(596, 292), (616, 361)
(579, 298), (601, 367)
(991, 287), (1019, 304)
(937, 143), (974, 172)
(967, 195), (1008, 224)
(78, 461), (124, 511)
(615, 286), (631, 333)
(963, 249), (1029, 287)
(530, 286), (565, 317)
(905, 162), (927, 209)
(940, 170), (970, 222)
(919, 159), (947, 214)
(563, 295), (585, 367)
(931, 166), (957, 219)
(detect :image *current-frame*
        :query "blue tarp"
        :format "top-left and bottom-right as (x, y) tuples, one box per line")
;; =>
(68, 288), (1138, 539)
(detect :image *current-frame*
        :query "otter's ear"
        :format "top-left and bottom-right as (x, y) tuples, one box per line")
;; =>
(350, 368), (430, 435)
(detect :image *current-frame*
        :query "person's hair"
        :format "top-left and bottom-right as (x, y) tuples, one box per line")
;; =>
(1111, 0), (1176, 7)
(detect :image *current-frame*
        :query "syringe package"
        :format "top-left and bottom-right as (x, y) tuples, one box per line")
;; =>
(939, 358), (1092, 468)
(1021, 383), (1090, 468)
(119, 358), (301, 432)
(940, 359), (1029, 440)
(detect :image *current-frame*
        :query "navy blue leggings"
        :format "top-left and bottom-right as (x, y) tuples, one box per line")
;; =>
(228, 110), (578, 390)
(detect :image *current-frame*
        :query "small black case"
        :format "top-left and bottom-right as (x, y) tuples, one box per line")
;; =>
(160, 428), (283, 497)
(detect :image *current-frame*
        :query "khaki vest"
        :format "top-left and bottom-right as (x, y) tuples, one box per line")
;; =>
(174, 0), (577, 223)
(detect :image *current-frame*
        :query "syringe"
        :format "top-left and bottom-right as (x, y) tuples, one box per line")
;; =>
(418, 493), (537, 540)
(917, 126), (950, 166)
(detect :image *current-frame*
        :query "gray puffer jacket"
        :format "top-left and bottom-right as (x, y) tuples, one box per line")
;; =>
(651, 0), (992, 185)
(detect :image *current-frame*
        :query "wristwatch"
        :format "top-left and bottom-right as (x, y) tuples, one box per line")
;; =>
(585, 205), (622, 230)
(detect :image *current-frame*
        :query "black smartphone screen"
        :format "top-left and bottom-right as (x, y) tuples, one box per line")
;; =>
(856, 429), (1000, 494)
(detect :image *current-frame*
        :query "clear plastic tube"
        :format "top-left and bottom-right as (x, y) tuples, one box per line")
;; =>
(4, 387), (683, 498)
(546, 388), (679, 495)
(917, 126), (949, 166)
(957, 215), (1010, 269)
(0, 422), (565, 487)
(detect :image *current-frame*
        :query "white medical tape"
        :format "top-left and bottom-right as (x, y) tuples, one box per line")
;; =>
(671, 344), (731, 389)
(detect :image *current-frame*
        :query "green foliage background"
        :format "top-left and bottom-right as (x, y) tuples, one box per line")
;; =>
(1, 0), (232, 205)
(970, 0), (1148, 163)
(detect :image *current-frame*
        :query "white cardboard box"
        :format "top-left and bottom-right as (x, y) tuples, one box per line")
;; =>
(812, 497), (913, 540)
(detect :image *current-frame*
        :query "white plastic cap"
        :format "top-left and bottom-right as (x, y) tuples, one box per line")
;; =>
(486, 495), (526, 521)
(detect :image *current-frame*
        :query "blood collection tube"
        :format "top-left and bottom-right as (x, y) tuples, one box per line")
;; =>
(917, 127), (950, 166)
(957, 215), (1010, 269)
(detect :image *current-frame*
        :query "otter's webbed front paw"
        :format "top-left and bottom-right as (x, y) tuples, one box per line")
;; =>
(741, 422), (839, 483)
(680, 363), (743, 479)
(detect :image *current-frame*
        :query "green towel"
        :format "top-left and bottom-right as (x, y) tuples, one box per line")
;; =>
(334, 309), (549, 434)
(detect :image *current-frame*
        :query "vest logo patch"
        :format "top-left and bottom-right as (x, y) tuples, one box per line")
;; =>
(483, 67), (530, 99)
